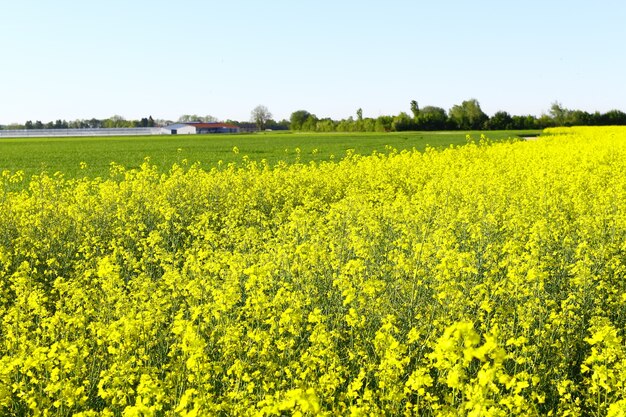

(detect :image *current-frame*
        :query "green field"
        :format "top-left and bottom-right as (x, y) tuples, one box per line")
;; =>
(0, 130), (539, 179)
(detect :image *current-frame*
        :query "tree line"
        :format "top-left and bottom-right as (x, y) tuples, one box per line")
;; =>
(2, 100), (626, 132)
(0, 115), (158, 130)
(0, 113), (290, 132)
(289, 100), (626, 132)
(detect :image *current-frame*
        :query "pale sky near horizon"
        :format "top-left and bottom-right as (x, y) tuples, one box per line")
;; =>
(1, 0), (625, 124)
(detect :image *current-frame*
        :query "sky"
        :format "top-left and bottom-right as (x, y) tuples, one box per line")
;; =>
(1, 0), (625, 124)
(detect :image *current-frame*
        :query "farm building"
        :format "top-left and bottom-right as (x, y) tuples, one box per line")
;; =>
(160, 124), (197, 135)
(193, 122), (240, 134)
(161, 122), (240, 135)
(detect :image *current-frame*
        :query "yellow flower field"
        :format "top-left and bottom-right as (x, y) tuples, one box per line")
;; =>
(2, 127), (626, 416)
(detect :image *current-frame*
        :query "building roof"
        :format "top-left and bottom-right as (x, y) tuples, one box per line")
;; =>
(186, 122), (239, 129)
(162, 123), (194, 130)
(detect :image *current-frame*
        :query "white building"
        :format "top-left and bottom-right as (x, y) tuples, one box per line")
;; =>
(160, 123), (197, 135)
(161, 122), (240, 135)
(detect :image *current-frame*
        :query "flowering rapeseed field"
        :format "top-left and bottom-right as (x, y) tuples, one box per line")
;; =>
(1, 126), (626, 416)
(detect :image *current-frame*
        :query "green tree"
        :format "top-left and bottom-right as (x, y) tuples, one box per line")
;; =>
(549, 101), (571, 126)
(511, 115), (538, 130)
(537, 114), (556, 128)
(569, 110), (593, 126)
(88, 118), (103, 129)
(485, 111), (513, 130)
(290, 110), (313, 131)
(375, 115), (393, 132)
(392, 112), (415, 131)
(410, 100), (420, 119)
(418, 106), (447, 130)
(265, 119), (290, 131)
(599, 110), (626, 125)
(53, 119), (68, 129)
(362, 118), (376, 132)
(302, 115), (319, 131)
(448, 99), (488, 129)
(178, 114), (217, 123)
(355, 108), (364, 131)
(103, 115), (131, 128)
(337, 117), (355, 132)
(316, 118), (336, 132)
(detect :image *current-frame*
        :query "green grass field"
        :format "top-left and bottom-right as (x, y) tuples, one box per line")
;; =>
(0, 130), (539, 179)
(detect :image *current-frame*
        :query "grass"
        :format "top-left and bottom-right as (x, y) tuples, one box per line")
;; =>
(0, 130), (539, 179)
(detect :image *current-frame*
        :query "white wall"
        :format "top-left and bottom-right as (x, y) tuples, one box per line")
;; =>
(161, 124), (197, 135)
(0, 128), (161, 138)
(175, 125), (197, 135)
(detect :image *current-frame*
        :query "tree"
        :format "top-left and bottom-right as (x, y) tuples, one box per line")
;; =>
(569, 110), (593, 126)
(88, 118), (103, 129)
(302, 115), (319, 131)
(547, 102), (601, 126)
(410, 100), (420, 119)
(251, 105), (272, 131)
(375, 115), (393, 132)
(418, 106), (447, 130)
(485, 111), (513, 130)
(537, 114), (556, 128)
(511, 115), (538, 130)
(53, 119), (68, 129)
(265, 119), (290, 131)
(448, 99), (488, 130)
(392, 112), (416, 131)
(549, 101), (571, 126)
(362, 118), (376, 132)
(356, 108), (364, 131)
(103, 115), (132, 128)
(290, 110), (313, 131)
(337, 117), (355, 132)
(316, 118), (336, 132)
(599, 109), (626, 125)
(178, 114), (217, 123)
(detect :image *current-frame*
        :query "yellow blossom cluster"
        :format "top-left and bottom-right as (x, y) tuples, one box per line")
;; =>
(2, 127), (626, 415)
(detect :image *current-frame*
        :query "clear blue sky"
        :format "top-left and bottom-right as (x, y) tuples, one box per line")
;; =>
(1, 0), (625, 124)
